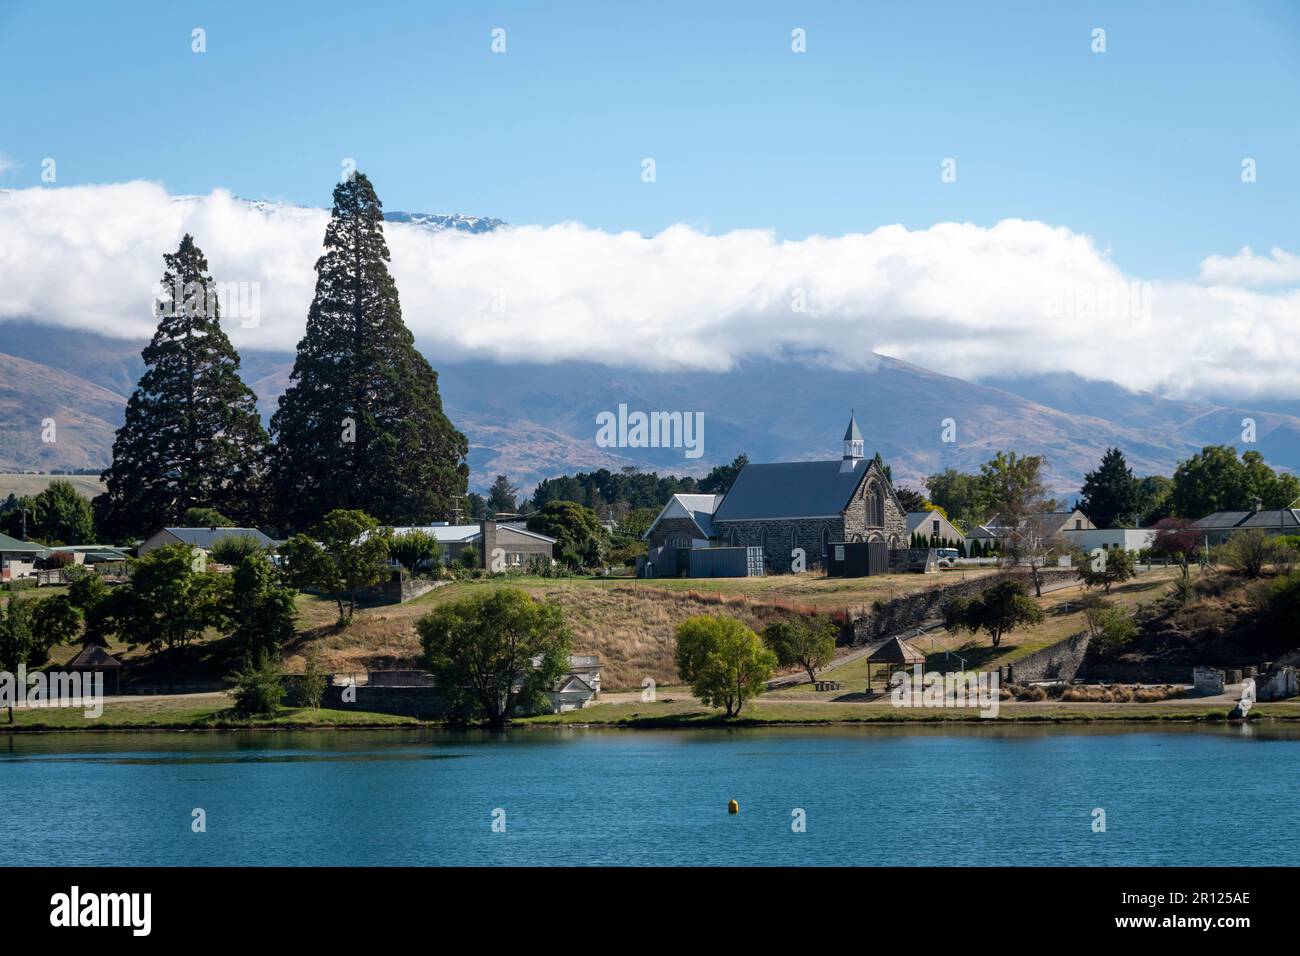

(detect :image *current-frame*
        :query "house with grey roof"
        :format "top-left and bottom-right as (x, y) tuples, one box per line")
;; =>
(386, 519), (556, 570)
(1188, 502), (1300, 545)
(138, 527), (276, 570)
(643, 414), (907, 573)
(0, 530), (52, 581)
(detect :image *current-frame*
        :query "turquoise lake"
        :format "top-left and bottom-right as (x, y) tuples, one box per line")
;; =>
(2, 725), (1296, 866)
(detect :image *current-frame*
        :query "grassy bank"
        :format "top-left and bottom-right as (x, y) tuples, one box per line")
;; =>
(1, 692), (428, 731)
(6, 688), (1300, 733)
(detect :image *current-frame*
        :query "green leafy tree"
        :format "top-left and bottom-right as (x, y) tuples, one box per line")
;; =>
(0, 596), (36, 722)
(417, 588), (573, 728)
(1134, 475), (1173, 525)
(620, 507), (659, 539)
(942, 579), (1044, 647)
(1080, 595), (1138, 655)
(30, 595), (83, 665)
(925, 468), (989, 532)
(1170, 445), (1250, 518)
(228, 651), (284, 717)
(1220, 528), (1278, 579)
(674, 615), (777, 717)
(30, 480), (94, 544)
(268, 172), (468, 531)
(389, 530), (439, 575)
(280, 509), (391, 621)
(110, 544), (225, 655)
(761, 617), (837, 685)
(1241, 450), (1300, 509)
(95, 235), (268, 539)
(894, 485), (928, 513)
(1166, 445), (1297, 518)
(1078, 448), (1139, 528)
(457, 544), (481, 570)
(227, 554), (297, 657)
(67, 570), (113, 647)
(208, 534), (264, 567)
(1077, 546), (1136, 593)
(183, 507), (234, 528)
(299, 651), (328, 709)
(526, 500), (606, 569)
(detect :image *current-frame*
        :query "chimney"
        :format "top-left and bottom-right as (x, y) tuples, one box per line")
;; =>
(480, 519), (497, 570)
(1252, 498), (1263, 513)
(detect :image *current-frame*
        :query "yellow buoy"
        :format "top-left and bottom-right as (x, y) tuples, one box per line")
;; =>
(728, 799), (739, 814)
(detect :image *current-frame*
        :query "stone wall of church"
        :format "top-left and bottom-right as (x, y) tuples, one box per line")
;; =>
(841, 467), (908, 546)
(713, 517), (845, 573)
(645, 517), (706, 550)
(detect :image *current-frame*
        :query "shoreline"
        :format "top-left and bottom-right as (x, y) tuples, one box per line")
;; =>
(4, 708), (1299, 734)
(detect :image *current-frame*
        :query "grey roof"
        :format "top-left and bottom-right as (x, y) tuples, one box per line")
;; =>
(0, 532), (51, 556)
(66, 643), (122, 669)
(843, 414), (863, 442)
(866, 636), (925, 664)
(714, 460), (876, 521)
(1190, 510), (1300, 531)
(161, 527), (275, 549)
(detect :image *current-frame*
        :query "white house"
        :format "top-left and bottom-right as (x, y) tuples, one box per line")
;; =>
(1063, 527), (1157, 554)
(905, 510), (964, 546)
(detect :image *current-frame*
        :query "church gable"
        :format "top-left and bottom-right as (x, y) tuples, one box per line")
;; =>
(840, 459), (908, 545)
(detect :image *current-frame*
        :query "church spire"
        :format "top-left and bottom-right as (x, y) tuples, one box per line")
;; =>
(841, 412), (864, 471)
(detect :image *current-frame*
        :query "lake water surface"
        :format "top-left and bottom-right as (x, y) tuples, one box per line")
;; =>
(2, 724), (1296, 866)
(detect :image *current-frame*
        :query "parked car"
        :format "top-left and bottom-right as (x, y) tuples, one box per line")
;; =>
(935, 548), (960, 568)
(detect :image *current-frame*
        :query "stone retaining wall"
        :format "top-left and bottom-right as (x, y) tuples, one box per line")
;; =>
(1003, 632), (1092, 684)
(849, 568), (1078, 644)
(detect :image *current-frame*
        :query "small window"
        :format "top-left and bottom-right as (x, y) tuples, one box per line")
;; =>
(1075, 519), (1082, 530)
(834, 545), (845, 561)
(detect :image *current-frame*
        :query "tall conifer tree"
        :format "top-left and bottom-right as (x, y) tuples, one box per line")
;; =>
(1078, 447), (1139, 528)
(269, 173), (468, 529)
(96, 235), (268, 539)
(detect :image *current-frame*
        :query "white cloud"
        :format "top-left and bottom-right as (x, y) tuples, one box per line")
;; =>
(1198, 246), (1300, 287)
(0, 153), (17, 177)
(1, 182), (1298, 402)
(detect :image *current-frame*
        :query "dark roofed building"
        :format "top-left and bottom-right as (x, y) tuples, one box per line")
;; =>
(65, 643), (123, 693)
(643, 414), (908, 573)
(138, 526), (276, 557)
(1189, 504), (1300, 545)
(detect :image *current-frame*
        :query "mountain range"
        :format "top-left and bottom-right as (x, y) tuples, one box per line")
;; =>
(4, 318), (1300, 499)
(3, 201), (1299, 499)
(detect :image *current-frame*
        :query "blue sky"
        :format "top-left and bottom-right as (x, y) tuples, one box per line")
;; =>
(1, 0), (1297, 280)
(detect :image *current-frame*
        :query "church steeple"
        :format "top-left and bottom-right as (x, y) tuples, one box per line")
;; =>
(841, 412), (864, 471)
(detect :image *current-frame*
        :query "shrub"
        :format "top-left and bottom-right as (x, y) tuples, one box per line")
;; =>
(209, 534), (264, 567)
(298, 652), (327, 710)
(228, 652), (284, 717)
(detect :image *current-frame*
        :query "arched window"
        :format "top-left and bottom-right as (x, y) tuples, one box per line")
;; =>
(866, 482), (885, 526)
(820, 525), (831, 558)
(791, 528), (799, 554)
(759, 527), (768, 551)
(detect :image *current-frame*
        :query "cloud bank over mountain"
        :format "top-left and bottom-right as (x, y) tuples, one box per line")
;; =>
(1, 182), (1297, 402)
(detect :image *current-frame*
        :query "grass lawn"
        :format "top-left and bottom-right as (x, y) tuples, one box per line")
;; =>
(2, 692), (427, 731)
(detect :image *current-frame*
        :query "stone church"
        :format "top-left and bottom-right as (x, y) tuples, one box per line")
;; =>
(644, 414), (908, 573)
